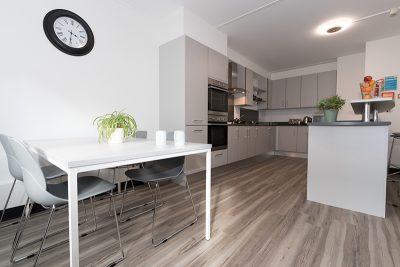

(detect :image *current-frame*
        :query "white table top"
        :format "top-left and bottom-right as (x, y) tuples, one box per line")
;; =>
(26, 138), (211, 169)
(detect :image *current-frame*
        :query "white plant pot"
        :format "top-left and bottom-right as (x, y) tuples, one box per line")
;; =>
(108, 128), (124, 144)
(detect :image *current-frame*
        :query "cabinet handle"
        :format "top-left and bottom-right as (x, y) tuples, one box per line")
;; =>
(192, 119), (203, 123)
(215, 153), (223, 157)
(193, 129), (204, 132)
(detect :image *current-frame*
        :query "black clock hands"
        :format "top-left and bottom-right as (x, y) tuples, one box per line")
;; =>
(68, 30), (78, 38)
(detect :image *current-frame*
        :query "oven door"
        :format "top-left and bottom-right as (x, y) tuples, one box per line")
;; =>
(208, 86), (228, 114)
(208, 125), (227, 151)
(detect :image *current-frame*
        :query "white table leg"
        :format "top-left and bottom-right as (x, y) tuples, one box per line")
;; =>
(68, 168), (80, 267)
(205, 149), (211, 240)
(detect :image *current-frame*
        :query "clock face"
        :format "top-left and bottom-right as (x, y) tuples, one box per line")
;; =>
(53, 17), (88, 48)
(44, 9), (94, 56)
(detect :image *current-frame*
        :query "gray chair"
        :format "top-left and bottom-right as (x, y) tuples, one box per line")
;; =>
(388, 132), (400, 206)
(0, 134), (66, 227)
(124, 156), (198, 246)
(8, 137), (124, 266)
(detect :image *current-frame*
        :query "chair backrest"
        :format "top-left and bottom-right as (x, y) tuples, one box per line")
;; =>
(0, 134), (23, 181)
(135, 131), (147, 139)
(153, 156), (185, 177)
(8, 138), (61, 206)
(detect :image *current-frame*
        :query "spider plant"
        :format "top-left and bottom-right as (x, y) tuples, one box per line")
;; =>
(93, 111), (137, 143)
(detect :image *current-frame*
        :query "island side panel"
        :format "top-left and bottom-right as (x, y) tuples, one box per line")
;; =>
(307, 125), (389, 217)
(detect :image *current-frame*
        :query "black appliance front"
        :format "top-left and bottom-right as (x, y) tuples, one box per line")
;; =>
(208, 87), (228, 113)
(208, 125), (227, 151)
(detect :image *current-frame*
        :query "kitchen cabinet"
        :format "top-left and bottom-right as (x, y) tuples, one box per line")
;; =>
(208, 48), (228, 83)
(211, 149), (228, 168)
(285, 76), (301, 108)
(159, 36), (208, 130)
(301, 74), (318, 107)
(228, 126), (240, 163)
(318, 70), (337, 102)
(296, 127), (308, 153)
(247, 127), (257, 158)
(256, 127), (269, 155)
(266, 126), (276, 152)
(185, 126), (207, 172)
(254, 73), (268, 110)
(269, 79), (286, 109)
(238, 127), (249, 161)
(276, 126), (298, 152)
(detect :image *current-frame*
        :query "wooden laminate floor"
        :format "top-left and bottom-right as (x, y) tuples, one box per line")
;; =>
(1, 156), (400, 267)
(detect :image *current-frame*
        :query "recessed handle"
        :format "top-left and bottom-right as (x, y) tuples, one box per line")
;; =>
(193, 129), (204, 132)
(215, 153), (223, 157)
(192, 119), (203, 123)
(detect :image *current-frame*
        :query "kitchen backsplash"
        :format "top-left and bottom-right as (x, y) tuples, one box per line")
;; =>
(258, 108), (321, 122)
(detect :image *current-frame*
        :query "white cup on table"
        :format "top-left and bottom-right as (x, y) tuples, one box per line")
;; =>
(155, 130), (167, 146)
(174, 130), (185, 146)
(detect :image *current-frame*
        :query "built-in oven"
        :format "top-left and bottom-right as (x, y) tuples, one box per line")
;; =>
(208, 78), (228, 123)
(208, 124), (227, 151)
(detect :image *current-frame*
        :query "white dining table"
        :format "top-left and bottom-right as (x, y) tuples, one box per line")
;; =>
(26, 137), (212, 267)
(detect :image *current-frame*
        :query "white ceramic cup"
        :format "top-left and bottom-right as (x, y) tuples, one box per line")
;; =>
(174, 130), (185, 146)
(155, 130), (167, 146)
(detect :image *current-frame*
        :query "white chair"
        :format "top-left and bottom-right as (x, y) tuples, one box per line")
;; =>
(9, 137), (124, 266)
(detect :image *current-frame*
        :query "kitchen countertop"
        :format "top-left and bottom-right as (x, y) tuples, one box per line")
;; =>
(309, 121), (391, 126)
(227, 122), (308, 126)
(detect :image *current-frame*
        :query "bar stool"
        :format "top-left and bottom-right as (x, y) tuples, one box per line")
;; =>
(387, 132), (400, 206)
(9, 137), (124, 266)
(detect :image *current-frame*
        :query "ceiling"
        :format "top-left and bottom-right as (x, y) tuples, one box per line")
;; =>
(167, 0), (400, 72)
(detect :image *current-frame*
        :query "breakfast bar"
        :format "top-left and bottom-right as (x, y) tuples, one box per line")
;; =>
(307, 121), (391, 217)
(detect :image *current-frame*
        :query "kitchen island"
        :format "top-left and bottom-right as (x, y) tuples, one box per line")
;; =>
(307, 121), (391, 217)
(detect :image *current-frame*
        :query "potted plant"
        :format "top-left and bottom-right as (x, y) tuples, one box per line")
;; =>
(317, 95), (346, 122)
(93, 111), (137, 143)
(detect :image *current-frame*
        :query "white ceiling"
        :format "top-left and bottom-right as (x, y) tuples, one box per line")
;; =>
(167, 0), (400, 72)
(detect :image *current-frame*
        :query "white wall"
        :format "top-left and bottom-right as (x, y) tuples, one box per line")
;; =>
(365, 35), (400, 133)
(336, 53), (365, 121)
(0, 0), (168, 208)
(228, 48), (270, 78)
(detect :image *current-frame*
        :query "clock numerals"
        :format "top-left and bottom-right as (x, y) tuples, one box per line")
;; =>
(62, 37), (67, 43)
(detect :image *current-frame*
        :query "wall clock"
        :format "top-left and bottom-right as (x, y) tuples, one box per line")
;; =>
(43, 9), (94, 56)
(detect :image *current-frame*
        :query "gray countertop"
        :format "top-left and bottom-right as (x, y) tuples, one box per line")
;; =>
(227, 122), (308, 126)
(309, 121), (391, 126)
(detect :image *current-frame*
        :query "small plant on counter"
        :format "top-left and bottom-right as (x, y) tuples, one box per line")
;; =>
(317, 95), (346, 110)
(317, 95), (346, 122)
(93, 111), (137, 143)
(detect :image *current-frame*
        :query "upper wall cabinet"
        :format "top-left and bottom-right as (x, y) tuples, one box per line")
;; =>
(234, 68), (254, 106)
(285, 76), (301, 108)
(269, 79), (286, 109)
(301, 74), (318, 108)
(317, 70), (337, 101)
(208, 48), (228, 83)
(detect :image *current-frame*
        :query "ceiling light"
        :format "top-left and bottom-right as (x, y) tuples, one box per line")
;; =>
(316, 18), (353, 35)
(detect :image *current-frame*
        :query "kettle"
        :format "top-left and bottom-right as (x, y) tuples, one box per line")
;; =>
(302, 116), (312, 125)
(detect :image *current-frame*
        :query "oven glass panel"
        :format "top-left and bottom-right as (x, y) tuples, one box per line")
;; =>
(208, 125), (227, 151)
(208, 88), (228, 112)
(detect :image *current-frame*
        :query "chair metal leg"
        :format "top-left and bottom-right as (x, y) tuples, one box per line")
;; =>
(108, 168), (117, 217)
(10, 198), (33, 262)
(109, 194), (125, 266)
(90, 197), (98, 231)
(33, 205), (55, 267)
(151, 179), (198, 247)
(0, 179), (17, 228)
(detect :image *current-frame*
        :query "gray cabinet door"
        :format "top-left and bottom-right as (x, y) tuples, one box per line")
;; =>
(270, 79), (286, 109)
(185, 37), (208, 126)
(238, 127), (249, 161)
(285, 76), (301, 108)
(256, 126), (268, 155)
(267, 126), (276, 152)
(318, 70), (337, 101)
(296, 127), (308, 153)
(277, 126), (297, 152)
(185, 126), (207, 172)
(208, 48), (228, 83)
(228, 126), (240, 163)
(301, 74), (318, 108)
(267, 79), (273, 109)
(247, 127), (257, 158)
(245, 68), (254, 106)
